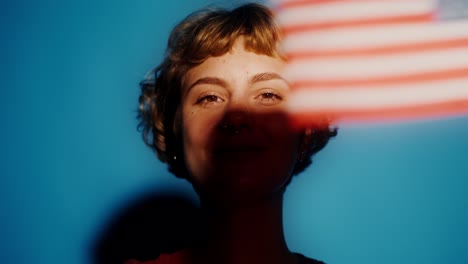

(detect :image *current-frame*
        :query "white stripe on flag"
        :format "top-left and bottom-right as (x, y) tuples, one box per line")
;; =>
(284, 47), (468, 82)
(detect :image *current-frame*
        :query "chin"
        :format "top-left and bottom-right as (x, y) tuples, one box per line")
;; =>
(193, 169), (291, 206)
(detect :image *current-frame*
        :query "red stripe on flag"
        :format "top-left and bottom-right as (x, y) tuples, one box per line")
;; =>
(278, 0), (402, 10)
(278, 0), (344, 9)
(289, 99), (468, 127)
(286, 37), (468, 60)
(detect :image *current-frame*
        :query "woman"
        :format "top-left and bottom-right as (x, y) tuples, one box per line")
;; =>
(132, 3), (337, 264)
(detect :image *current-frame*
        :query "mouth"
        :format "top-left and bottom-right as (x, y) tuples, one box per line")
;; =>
(213, 144), (267, 156)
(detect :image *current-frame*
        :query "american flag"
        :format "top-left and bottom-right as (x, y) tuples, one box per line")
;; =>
(272, 0), (468, 127)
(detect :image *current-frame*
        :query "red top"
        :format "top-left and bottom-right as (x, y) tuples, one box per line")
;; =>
(125, 250), (325, 264)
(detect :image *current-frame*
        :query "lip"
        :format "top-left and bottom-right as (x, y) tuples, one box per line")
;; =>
(213, 143), (268, 156)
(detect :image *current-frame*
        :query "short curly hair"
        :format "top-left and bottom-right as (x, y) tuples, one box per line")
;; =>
(138, 3), (337, 179)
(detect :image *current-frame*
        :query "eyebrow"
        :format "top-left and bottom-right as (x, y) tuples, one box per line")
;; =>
(188, 77), (227, 91)
(187, 72), (286, 92)
(250, 72), (286, 84)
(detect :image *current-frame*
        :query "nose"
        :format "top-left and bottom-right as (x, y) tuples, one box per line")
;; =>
(218, 102), (253, 135)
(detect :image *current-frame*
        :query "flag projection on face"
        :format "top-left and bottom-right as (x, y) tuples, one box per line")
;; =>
(272, 0), (468, 127)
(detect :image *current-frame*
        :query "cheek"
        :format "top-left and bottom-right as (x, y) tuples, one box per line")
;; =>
(183, 109), (219, 148)
(183, 112), (206, 154)
(264, 114), (299, 154)
(262, 118), (300, 178)
(181, 108), (221, 181)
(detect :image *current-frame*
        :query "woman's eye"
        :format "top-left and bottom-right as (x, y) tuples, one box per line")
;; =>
(257, 92), (283, 105)
(196, 94), (224, 107)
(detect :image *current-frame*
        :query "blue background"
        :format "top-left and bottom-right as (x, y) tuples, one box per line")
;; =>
(1, 1), (467, 263)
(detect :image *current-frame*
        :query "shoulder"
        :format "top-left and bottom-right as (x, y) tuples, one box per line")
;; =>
(294, 253), (326, 264)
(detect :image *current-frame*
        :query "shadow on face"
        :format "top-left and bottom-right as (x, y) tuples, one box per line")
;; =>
(184, 109), (301, 205)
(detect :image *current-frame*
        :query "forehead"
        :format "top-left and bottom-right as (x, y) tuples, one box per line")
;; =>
(183, 40), (285, 88)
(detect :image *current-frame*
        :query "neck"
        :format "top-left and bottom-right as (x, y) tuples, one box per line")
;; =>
(192, 193), (296, 264)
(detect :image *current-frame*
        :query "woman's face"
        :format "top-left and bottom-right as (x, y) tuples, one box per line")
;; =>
(181, 38), (300, 202)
